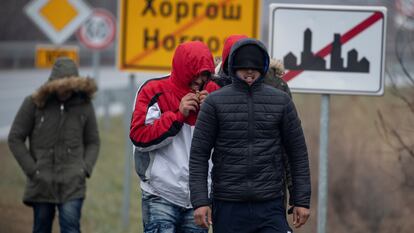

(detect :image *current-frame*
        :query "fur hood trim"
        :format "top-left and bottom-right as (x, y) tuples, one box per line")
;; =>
(268, 58), (285, 78)
(32, 77), (97, 108)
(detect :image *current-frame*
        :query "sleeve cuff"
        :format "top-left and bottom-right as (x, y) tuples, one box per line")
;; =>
(293, 204), (310, 209)
(83, 163), (91, 178)
(175, 111), (186, 122)
(288, 205), (309, 215)
(26, 163), (38, 179)
(191, 198), (211, 210)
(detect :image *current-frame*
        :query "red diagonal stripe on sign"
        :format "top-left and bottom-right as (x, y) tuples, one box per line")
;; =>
(126, 0), (234, 67)
(282, 11), (384, 82)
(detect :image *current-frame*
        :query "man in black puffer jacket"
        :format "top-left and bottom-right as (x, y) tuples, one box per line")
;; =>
(189, 38), (311, 233)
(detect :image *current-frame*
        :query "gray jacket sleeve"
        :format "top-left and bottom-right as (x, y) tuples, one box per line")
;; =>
(82, 102), (100, 177)
(281, 98), (311, 208)
(8, 96), (37, 178)
(190, 97), (218, 209)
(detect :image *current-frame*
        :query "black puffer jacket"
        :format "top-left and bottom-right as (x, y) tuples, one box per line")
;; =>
(189, 39), (311, 209)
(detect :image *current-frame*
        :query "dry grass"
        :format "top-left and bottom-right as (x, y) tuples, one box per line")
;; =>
(292, 89), (414, 233)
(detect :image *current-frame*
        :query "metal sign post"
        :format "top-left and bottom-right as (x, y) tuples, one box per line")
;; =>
(317, 94), (330, 233)
(122, 73), (136, 229)
(77, 8), (116, 122)
(92, 51), (100, 107)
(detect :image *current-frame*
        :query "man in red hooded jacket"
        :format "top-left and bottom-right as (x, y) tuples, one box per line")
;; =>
(129, 41), (219, 233)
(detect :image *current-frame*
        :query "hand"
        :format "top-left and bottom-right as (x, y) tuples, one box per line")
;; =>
(194, 206), (212, 229)
(292, 206), (310, 228)
(32, 169), (53, 185)
(179, 93), (199, 117)
(196, 90), (209, 105)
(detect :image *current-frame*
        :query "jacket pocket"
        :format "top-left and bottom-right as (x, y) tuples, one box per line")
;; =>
(272, 155), (283, 181)
(32, 110), (51, 138)
(63, 113), (86, 145)
(212, 154), (225, 184)
(34, 111), (45, 130)
(33, 148), (53, 167)
(62, 166), (86, 190)
(25, 168), (57, 202)
(66, 145), (84, 162)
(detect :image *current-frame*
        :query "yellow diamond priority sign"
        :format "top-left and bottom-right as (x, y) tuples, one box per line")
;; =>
(25, 0), (92, 44)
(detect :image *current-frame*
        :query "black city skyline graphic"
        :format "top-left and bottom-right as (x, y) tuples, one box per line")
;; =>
(284, 28), (370, 73)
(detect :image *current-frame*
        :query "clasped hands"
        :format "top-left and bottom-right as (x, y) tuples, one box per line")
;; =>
(179, 90), (208, 117)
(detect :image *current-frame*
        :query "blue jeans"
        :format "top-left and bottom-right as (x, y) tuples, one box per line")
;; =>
(212, 197), (293, 233)
(32, 198), (83, 233)
(141, 190), (207, 233)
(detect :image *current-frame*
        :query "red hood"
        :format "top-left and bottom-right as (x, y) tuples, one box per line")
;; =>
(169, 41), (215, 98)
(221, 35), (248, 71)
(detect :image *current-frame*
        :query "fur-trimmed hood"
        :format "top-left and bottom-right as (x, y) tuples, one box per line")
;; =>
(32, 77), (97, 108)
(267, 58), (285, 78)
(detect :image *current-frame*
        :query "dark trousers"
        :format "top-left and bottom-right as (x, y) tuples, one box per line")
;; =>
(32, 198), (83, 233)
(212, 197), (292, 233)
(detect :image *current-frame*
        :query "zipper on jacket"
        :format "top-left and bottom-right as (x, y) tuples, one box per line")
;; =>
(247, 89), (254, 199)
(56, 103), (65, 202)
(58, 103), (66, 129)
(38, 116), (44, 128)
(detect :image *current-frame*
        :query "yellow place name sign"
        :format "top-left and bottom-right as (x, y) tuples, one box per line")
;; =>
(36, 45), (79, 69)
(118, 0), (260, 72)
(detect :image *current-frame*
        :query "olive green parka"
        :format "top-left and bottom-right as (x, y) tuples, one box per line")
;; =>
(8, 71), (100, 205)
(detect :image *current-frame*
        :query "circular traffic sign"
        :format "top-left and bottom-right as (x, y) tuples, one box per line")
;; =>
(77, 8), (116, 50)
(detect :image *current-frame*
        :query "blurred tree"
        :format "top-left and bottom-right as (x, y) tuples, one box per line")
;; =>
(377, 22), (414, 190)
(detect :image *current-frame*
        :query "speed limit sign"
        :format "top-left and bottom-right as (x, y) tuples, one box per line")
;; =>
(77, 8), (116, 50)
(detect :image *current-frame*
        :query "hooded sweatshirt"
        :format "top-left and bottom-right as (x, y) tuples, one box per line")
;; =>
(129, 41), (218, 208)
(214, 35), (248, 87)
(213, 35), (292, 97)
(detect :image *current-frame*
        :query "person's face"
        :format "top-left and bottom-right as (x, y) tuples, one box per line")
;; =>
(190, 72), (210, 92)
(236, 69), (261, 86)
(57, 89), (72, 102)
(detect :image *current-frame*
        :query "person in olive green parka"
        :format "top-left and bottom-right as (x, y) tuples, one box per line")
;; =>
(8, 57), (100, 233)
